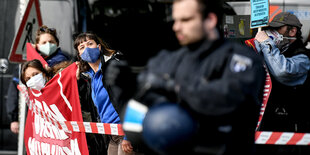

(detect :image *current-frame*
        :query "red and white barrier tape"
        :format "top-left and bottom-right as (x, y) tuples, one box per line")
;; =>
(255, 131), (310, 145)
(18, 84), (124, 136)
(18, 85), (310, 145)
(62, 121), (124, 135)
(256, 70), (272, 129)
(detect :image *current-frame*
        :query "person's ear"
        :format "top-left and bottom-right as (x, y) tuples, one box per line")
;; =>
(98, 43), (102, 51)
(204, 12), (218, 31)
(289, 27), (297, 37)
(34, 43), (40, 51)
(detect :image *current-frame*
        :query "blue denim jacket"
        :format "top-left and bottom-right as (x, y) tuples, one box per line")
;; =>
(255, 38), (310, 86)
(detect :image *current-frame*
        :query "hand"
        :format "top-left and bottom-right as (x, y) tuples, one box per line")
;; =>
(255, 31), (269, 43)
(121, 139), (133, 153)
(141, 73), (176, 92)
(10, 122), (19, 134)
(75, 62), (80, 80)
(31, 43), (36, 49)
(44, 64), (50, 70)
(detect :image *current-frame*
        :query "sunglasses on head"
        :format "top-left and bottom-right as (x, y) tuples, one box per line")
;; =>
(40, 27), (56, 33)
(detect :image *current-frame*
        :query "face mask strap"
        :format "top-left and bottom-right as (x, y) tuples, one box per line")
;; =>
(283, 37), (296, 40)
(265, 30), (283, 42)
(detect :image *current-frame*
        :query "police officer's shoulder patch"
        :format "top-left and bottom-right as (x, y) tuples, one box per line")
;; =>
(230, 54), (253, 73)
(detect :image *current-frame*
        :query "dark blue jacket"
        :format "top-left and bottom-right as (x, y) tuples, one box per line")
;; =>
(45, 48), (70, 67)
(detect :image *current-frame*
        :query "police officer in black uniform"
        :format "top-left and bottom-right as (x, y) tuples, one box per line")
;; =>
(130, 0), (266, 154)
(105, 0), (266, 154)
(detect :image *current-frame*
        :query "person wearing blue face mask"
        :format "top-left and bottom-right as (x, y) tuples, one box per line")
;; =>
(33, 26), (107, 155)
(74, 32), (139, 155)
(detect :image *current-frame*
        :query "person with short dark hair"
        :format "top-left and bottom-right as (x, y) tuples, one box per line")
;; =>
(121, 0), (266, 154)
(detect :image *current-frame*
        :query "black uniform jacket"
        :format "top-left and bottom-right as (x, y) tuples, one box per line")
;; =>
(138, 39), (266, 154)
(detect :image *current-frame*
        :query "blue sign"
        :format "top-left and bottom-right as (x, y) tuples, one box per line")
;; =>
(288, 10), (310, 20)
(251, 0), (269, 28)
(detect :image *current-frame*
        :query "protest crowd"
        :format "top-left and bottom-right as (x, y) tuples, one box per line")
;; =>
(4, 0), (310, 155)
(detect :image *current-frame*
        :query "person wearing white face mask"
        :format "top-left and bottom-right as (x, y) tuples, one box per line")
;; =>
(25, 73), (46, 91)
(34, 25), (70, 67)
(20, 59), (50, 91)
(20, 57), (110, 155)
(245, 12), (310, 154)
(6, 25), (70, 134)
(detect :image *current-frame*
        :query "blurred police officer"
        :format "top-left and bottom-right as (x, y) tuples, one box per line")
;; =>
(128, 0), (266, 154)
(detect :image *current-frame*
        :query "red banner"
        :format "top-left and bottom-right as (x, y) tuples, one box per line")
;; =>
(26, 42), (48, 67)
(24, 63), (89, 154)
